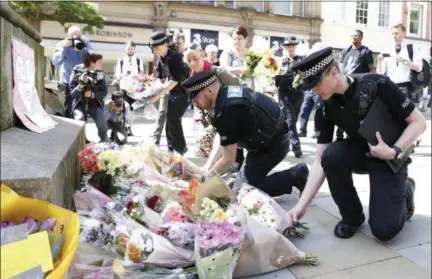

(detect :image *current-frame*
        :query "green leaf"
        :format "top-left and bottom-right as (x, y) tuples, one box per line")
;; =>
(9, 2), (104, 32)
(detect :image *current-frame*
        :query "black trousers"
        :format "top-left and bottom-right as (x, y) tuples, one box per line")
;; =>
(321, 139), (411, 241)
(235, 124), (299, 197)
(63, 82), (73, 118)
(108, 120), (127, 145)
(280, 92), (304, 152)
(166, 93), (189, 154)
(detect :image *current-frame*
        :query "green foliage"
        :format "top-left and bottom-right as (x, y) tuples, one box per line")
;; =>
(9, 1), (104, 32)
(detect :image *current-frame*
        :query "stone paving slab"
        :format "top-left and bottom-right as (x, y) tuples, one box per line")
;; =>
(397, 243), (432, 272)
(287, 206), (400, 278)
(311, 257), (431, 279)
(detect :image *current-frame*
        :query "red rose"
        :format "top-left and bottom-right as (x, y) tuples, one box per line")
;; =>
(146, 195), (161, 210)
(268, 57), (275, 64)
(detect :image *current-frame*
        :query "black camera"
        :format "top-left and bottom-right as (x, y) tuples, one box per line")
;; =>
(70, 35), (85, 50)
(77, 69), (104, 92)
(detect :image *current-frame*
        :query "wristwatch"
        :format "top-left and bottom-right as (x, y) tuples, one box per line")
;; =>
(392, 146), (403, 160)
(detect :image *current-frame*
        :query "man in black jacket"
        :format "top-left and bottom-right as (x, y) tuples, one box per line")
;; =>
(70, 52), (108, 142)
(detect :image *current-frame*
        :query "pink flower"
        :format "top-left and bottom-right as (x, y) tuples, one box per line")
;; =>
(166, 207), (188, 223)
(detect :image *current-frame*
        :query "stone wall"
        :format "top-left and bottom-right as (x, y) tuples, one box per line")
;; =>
(0, 2), (45, 132)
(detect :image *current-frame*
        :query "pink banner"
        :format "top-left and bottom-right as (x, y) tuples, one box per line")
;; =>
(12, 37), (57, 133)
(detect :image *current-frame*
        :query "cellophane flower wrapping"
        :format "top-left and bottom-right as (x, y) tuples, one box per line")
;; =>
(195, 221), (245, 279)
(237, 184), (292, 232)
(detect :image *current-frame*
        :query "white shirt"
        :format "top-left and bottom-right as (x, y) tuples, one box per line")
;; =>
(114, 55), (144, 80)
(381, 41), (423, 84)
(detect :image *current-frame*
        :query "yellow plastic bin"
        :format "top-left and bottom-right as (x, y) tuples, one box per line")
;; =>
(1, 184), (80, 279)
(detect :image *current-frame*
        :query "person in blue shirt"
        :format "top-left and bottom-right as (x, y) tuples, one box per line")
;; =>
(52, 26), (93, 117)
(69, 52), (108, 142)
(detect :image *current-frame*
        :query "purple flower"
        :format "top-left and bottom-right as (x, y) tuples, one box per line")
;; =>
(22, 217), (40, 234)
(1, 221), (16, 229)
(196, 222), (244, 250)
(40, 218), (56, 231)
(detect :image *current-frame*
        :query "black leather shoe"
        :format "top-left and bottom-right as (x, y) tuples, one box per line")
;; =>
(292, 162), (309, 195)
(294, 150), (303, 158)
(406, 177), (416, 221)
(334, 213), (365, 239)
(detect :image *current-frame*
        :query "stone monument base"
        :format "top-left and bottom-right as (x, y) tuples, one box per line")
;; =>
(1, 116), (85, 209)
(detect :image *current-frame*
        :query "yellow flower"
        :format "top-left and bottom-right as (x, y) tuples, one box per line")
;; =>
(215, 209), (226, 222)
(98, 161), (106, 170)
(262, 59), (271, 67)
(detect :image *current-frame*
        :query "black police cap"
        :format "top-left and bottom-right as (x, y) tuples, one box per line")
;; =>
(291, 47), (334, 90)
(283, 36), (299, 46)
(181, 68), (217, 101)
(148, 31), (169, 48)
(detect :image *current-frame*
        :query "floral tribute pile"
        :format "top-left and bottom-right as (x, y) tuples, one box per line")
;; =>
(71, 142), (318, 279)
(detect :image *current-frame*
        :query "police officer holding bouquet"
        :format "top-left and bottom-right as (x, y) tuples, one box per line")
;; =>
(181, 68), (309, 197)
(287, 47), (426, 241)
(148, 31), (191, 155)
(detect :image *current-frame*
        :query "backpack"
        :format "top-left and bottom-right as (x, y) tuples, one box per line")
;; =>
(120, 57), (141, 74)
(407, 44), (430, 88)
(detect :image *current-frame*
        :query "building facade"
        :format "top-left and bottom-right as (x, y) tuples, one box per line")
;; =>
(320, 1), (431, 61)
(41, 0), (322, 79)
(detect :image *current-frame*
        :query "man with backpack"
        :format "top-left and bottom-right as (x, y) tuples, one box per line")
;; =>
(377, 23), (429, 104)
(112, 41), (144, 136)
(337, 29), (375, 140)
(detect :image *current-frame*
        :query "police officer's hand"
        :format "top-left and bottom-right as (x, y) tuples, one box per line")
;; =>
(368, 131), (396, 160)
(287, 204), (307, 223)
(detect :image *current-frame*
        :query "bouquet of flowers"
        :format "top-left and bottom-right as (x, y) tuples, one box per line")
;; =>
(162, 153), (184, 178)
(124, 73), (154, 100)
(237, 184), (310, 237)
(292, 73), (303, 89)
(242, 49), (262, 80)
(156, 221), (197, 250)
(195, 222), (245, 279)
(78, 143), (119, 175)
(260, 50), (279, 75)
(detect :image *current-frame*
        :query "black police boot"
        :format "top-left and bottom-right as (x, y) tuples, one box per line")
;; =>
(291, 162), (309, 195)
(127, 126), (134, 137)
(311, 131), (319, 139)
(406, 177), (416, 221)
(298, 131), (307, 137)
(294, 149), (303, 158)
(334, 213), (365, 239)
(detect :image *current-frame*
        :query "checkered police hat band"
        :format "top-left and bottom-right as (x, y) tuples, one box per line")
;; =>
(299, 54), (334, 79)
(150, 37), (167, 45)
(186, 75), (217, 94)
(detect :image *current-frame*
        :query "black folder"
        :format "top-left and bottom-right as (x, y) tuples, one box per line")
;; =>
(357, 98), (414, 173)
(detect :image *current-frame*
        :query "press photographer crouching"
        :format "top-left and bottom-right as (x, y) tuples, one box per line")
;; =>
(69, 51), (108, 142)
(105, 90), (131, 145)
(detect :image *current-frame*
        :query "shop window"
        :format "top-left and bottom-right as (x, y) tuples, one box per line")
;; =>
(355, 1), (368, 25)
(378, 1), (390, 28)
(271, 1), (293, 16)
(187, 0), (216, 6)
(409, 4), (423, 37)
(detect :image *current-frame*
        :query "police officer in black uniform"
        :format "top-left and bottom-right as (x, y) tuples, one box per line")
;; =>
(149, 31), (190, 155)
(275, 36), (305, 158)
(181, 68), (309, 197)
(287, 47), (426, 241)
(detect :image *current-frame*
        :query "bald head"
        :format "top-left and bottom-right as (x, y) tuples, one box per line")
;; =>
(67, 26), (82, 37)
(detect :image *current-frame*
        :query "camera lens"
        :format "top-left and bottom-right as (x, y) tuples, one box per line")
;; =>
(74, 40), (84, 50)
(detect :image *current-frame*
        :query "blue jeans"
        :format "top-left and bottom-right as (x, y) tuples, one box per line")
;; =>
(74, 105), (108, 142)
(299, 91), (320, 134)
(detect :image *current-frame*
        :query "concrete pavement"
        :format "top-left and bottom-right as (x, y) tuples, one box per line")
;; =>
(86, 107), (432, 279)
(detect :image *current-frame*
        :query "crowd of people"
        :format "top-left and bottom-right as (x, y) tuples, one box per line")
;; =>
(51, 22), (430, 242)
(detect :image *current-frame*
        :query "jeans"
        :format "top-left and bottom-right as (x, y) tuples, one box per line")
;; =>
(299, 91), (320, 134)
(153, 93), (169, 144)
(166, 93), (189, 154)
(63, 82), (73, 118)
(321, 139), (411, 241)
(74, 105), (108, 142)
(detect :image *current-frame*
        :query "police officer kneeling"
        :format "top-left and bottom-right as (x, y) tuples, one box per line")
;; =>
(181, 68), (309, 197)
(287, 47), (427, 241)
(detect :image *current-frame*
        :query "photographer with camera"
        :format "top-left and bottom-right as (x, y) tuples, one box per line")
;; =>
(52, 26), (93, 117)
(105, 90), (131, 145)
(69, 52), (108, 142)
